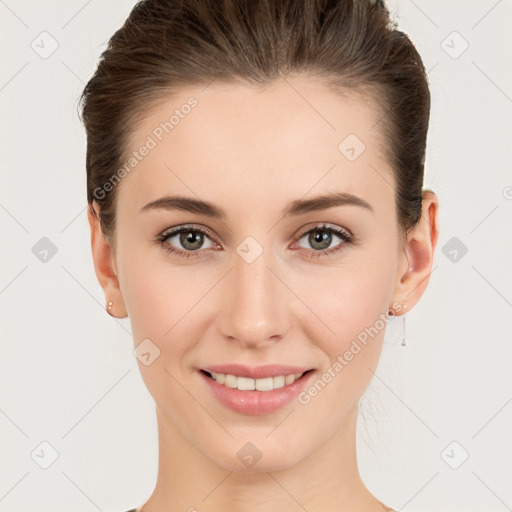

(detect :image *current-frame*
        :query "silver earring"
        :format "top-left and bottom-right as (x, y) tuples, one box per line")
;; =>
(401, 305), (408, 346)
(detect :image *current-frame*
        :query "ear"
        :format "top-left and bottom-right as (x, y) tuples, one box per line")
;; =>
(391, 189), (439, 313)
(87, 201), (127, 318)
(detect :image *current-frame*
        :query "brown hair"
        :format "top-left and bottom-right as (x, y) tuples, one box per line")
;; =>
(80, 0), (430, 248)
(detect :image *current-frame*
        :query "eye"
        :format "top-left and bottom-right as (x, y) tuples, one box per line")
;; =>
(293, 223), (353, 259)
(156, 222), (354, 260)
(157, 225), (218, 259)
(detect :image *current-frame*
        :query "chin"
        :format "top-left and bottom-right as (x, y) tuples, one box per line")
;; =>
(218, 455), (298, 474)
(203, 438), (304, 473)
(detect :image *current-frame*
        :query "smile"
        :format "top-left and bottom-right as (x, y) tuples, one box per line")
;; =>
(202, 370), (309, 391)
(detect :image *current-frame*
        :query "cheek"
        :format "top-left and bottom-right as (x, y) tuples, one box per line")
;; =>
(121, 257), (201, 348)
(119, 260), (205, 414)
(292, 258), (396, 420)
(118, 248), (225, 394)
(300, 254), (396, 350)
(299, 253), (396, 409)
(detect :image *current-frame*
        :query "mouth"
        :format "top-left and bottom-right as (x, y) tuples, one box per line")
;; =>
(199, 367), (316, 415)
(199, 369), (314, 392)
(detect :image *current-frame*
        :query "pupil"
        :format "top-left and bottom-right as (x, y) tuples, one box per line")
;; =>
(181, 231), (203, 250)
(310, 229), (331, 250)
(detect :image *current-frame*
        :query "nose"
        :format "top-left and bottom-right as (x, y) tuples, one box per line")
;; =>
(218, 244), (289, 349)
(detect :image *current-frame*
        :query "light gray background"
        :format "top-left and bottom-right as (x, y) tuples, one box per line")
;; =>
(1, 1), (511, 511)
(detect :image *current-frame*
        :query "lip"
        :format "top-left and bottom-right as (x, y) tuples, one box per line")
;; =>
(198, 366), (316, 416)
(201, 364), (312, 379)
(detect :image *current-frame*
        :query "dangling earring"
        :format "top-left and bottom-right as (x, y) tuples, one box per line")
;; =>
(401, 305), (408, 347)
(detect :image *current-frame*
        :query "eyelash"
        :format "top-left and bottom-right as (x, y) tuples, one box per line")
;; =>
(156, 223), (354, 260)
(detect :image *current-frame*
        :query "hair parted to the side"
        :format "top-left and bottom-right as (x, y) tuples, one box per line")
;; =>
(80, 0), (430, 249)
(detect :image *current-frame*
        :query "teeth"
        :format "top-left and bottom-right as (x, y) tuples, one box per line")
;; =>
(209, 371), (306, 391)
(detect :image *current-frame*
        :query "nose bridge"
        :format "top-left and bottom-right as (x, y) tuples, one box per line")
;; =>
(219, 236), (288, 347)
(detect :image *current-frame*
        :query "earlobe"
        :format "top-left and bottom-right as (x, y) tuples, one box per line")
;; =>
(87, 202), (127, 318)
(392, 190), (440, 312)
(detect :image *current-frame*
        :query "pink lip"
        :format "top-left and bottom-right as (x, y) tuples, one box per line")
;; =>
(201, 364), (312, 379)
(198, 367), (316, 416)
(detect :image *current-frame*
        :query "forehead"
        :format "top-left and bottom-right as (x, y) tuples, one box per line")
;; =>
(118, 76), (394, 217)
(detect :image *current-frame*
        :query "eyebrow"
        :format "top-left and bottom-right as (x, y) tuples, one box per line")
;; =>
(139, 192), (373, 218)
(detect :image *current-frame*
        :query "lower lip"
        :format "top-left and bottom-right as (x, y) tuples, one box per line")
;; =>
(199, 370), (315, 415)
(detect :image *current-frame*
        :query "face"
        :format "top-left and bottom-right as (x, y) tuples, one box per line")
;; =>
(103, 77), (411, 471)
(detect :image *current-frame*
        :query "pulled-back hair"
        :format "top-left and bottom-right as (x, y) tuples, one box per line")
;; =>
(80, 0), (430, 246)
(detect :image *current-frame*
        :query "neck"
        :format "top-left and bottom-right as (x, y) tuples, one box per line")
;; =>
(140, 406), (388, 512)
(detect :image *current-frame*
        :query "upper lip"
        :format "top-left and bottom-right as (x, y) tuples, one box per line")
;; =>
(200, 364), (313, 380)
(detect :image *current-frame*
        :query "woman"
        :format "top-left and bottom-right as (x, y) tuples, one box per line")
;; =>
(82, 0), (439, 510)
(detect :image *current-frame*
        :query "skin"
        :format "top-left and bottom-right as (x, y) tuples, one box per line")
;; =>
(88, 76), (439, 512)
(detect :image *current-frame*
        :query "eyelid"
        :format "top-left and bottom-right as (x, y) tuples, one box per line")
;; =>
(159, 223), (217, 241)
(293, 222), (352, 241)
